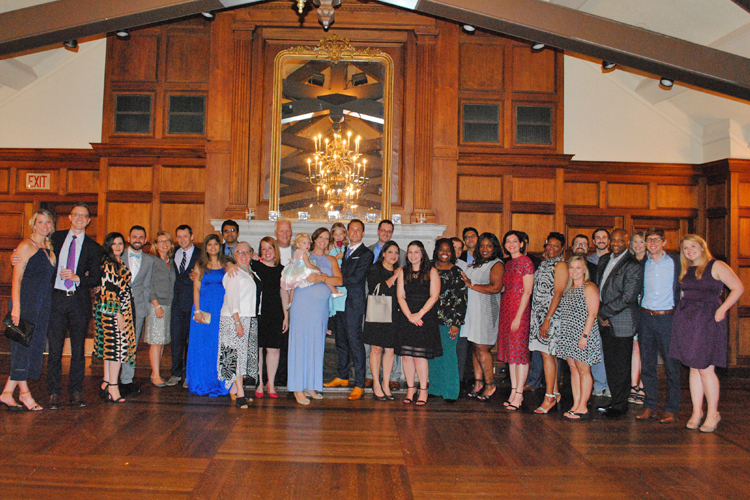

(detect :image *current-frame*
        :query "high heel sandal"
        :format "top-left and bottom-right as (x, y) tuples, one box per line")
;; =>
(105, 384), (126, 404)
(468, 379), (485, 399)
(100, 380), (109, 400)
(503, 387), (516, 407)
(19, 391), (43, 411)
(534, 393), (558, 414)
(686, 412), (704, 430)
(506, 390), (523, 411)
(477, 382), (497, 402)
(415, 388), (429, 406)
(0, 391), (22, 411)
(699, 413), (721, 433)
(403, 386), (416, 404)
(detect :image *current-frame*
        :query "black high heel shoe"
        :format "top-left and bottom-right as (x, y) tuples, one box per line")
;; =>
(415, 388), (429, 406)
(403, 386), (416, 404)
(468, 379), (484, 398)
(100, 381), (109, 400)
(477, 382), (497, 402)
(106, 384), (126, 404)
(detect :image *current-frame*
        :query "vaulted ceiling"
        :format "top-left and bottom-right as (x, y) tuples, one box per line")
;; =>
(1, 0), (750, 151)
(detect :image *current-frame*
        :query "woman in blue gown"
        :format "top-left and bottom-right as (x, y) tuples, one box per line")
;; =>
(186, 234), (231, 396)
(287, 227), (343, 405)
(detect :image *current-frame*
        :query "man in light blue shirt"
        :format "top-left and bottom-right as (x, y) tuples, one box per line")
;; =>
(636, 228), (682, 424)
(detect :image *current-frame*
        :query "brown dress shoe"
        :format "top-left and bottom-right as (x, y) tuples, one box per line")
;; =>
(389, 381), (401, 391)
(659, 412), (676, 424)
(348, 387), (365, 400)
(364, 378), (373, 388)
(636, 408), (658, 420)
(323, 377), (349, 388)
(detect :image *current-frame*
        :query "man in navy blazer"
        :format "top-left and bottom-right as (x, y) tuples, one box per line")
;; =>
(47, 203), (102, 409)
(166, 224), (201, 386)
(324, 219), (374, 400)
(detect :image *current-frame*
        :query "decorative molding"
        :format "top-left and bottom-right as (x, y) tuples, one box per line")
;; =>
(288, 34), (385, 63)
(90, 143), (206, 158)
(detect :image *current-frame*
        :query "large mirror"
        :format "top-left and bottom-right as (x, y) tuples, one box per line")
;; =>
(270, 35), (394, 220)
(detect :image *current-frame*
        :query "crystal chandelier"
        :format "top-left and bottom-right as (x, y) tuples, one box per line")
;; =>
(307, 130), (367, 212)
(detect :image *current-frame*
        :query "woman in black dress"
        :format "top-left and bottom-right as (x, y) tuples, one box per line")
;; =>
(251, 236), (289, 398)
(396, 241), (441, 406)
(363, 241), (402, 401)
(1, 209), (56, 411)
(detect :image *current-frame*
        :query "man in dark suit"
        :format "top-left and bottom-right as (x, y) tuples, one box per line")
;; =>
(596, 228), (644, 418)
(119, 225), (155, 396)
(459, 227), (478, 264)
(166, 224), (201, 387)
(635, 227), (682, 424)
(323, 219), (374, 400)
(47, 203), (102, 409)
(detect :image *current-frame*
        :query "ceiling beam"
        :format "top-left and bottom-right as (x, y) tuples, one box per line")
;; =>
(0, 0), (265, 58)
(732, 1), (750, 14)
(379, 0), (750, 101)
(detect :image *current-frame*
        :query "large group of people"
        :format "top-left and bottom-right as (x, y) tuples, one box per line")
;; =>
(1, 205), (744, 433)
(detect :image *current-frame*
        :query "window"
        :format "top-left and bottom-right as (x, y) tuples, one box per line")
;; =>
(114, 94), (152, 134)
(462, 103), (500, 143)
(516, 105), (553, 145)
(168, 95), (206, 135)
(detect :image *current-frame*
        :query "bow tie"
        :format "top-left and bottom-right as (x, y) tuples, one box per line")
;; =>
(130, 252), (141, 260)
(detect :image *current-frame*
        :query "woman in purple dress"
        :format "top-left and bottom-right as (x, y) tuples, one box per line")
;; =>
(670, 235), (743, 433)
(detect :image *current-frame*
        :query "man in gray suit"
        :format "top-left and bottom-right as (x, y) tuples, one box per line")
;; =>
(120, 225), (155, 396)
(365, 219), (406, 390)
(595, 228), (644, 418)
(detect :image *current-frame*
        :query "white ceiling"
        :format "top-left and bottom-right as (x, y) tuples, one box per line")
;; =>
(1, 0), (750, 150)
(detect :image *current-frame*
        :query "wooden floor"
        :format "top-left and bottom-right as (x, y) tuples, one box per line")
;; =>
(2, 360), (750, 499)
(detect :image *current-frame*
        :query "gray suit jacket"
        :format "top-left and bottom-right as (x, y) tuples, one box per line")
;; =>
(597, 252), (644, 337)
(123, 250), (155, 319)
(367, 243), (407, 267)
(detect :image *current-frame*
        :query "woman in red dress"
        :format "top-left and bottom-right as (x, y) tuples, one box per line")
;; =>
(497, 230), (534, 411)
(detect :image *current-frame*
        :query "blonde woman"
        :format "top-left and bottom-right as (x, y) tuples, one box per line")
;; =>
(670, 235), (744, 432)
(556, 256), (602, 421)
(628, 231), (647, 404)
(144, 231), (175, 387)
(1, 210), (56, 411)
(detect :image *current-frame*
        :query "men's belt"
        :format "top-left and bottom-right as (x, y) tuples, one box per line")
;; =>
(54, 289), (76, 297)
(641, 307), (673, 315)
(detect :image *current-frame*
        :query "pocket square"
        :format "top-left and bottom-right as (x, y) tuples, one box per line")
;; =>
(351, 256), (360, 259)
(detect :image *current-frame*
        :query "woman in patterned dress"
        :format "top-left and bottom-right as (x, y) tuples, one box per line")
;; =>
(217, 241), (259, 408)
(144, 231), (175, 387)
(528, 232), (568, 414)
(557, 256), (602, 421)
(461, 233), (504, 401)
(93, 232), (135, 404)
(497, 230), (534, 411)
(428, 238), (467, 402)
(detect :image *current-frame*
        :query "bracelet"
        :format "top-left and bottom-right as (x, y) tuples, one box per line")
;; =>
(195, 309), (202, 314)
(155, 305), (162, 310)
(234, 320), (241, 326)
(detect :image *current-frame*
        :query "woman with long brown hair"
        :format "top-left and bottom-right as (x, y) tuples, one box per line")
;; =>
(670, 235), (743, 432)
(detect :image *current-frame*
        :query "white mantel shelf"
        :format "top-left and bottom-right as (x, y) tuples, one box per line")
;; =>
(210, 220), (448, 254)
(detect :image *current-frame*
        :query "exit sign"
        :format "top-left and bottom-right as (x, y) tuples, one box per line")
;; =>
(26, 173), (51, 190)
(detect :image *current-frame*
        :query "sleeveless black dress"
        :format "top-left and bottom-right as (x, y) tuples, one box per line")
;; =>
(395, 273), (441, 359)
(251, 261), (286, 349)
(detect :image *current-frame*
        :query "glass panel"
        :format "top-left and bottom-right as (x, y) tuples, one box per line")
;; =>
(517, 124), (551, 144)
(517, 105), (551, 124)
(114, 114), (151, 134)
(168, 115), (205, 135)
(116, 95), (151, 113)
(516, 105), (552, 145)
(463, 103), (499, 123)
(170, 95), (205, 114)
(463, 123), (499, 143)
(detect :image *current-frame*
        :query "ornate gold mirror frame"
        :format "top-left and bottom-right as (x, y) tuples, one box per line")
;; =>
(270, 35), (394, 219)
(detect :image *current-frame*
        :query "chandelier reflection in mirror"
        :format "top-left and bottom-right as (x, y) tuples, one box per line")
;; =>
(308, 131), (368, 212)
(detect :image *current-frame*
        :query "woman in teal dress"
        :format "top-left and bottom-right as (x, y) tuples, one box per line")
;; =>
(187, 234), (231, 396)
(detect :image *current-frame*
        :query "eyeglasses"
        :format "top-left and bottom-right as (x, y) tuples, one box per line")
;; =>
(70, 213), (89, 220)
(223, 228), (237, 233)
(645, 237), (663, 243)
(157, 239), (171, 245)
(573, 242), (587, 247)
(235, 250), (252, 256)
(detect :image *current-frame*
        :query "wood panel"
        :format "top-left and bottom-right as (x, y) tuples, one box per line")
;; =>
(511, 212), (555, 253)
(512, 45), (556, 93)
(707, 182), (726, 209)
(608, 183), (649, 208)
(161, 203), (206, 240)
(166, 34), (210, 83)
(67, 170), (100, 194)
(457, 211), (502, 238)
(512, 177), (554, 203)
(0, 211), (25, 238)
(656, 184), (696, 209)
(161, 166), (206, 193)
(107, 166), (153, 192)
(631, 218), (685, 253)
(739, 268), (750, 307)
(457, 175), (502, 202)
(0, 250), (14, 282)
(458, 43), (504, 92)
(707, 216), (727, 258)
(563, 182), (599, 206)
(0, 168), (9, 193)
(106, 202), (152, 236)
(739, 182), (750, 208)
(110, 35), (159, 82)
(740, 218), (750, 258)
(739, 317), (750, 356)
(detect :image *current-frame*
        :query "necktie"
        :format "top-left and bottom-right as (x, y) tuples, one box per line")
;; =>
(65, 235), (76, 289)
(346, 247), (353, 259)
(180, 250), (187, 273)
(131, 251), (141, 260)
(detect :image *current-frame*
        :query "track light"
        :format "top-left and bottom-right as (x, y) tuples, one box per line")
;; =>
(201, 11), (215, 19)
(660, 77), (674, 88)
(63, 40), (78, 49)
(462, 25), (475, 33)
(308, 72), (325, 87)
(351, 72), (368, 87)
(602, 61), (616, 70)
(531, 42), (545, 50)
(116, 29), (129, 39)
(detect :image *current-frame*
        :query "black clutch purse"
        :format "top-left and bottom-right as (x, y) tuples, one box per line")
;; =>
(3, 312), (35, 347)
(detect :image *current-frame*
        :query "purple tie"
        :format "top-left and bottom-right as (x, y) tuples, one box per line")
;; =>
(65, 235), (76, 289)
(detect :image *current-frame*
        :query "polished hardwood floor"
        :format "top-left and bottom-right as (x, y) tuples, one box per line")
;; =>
(2, 354), (750, 499)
